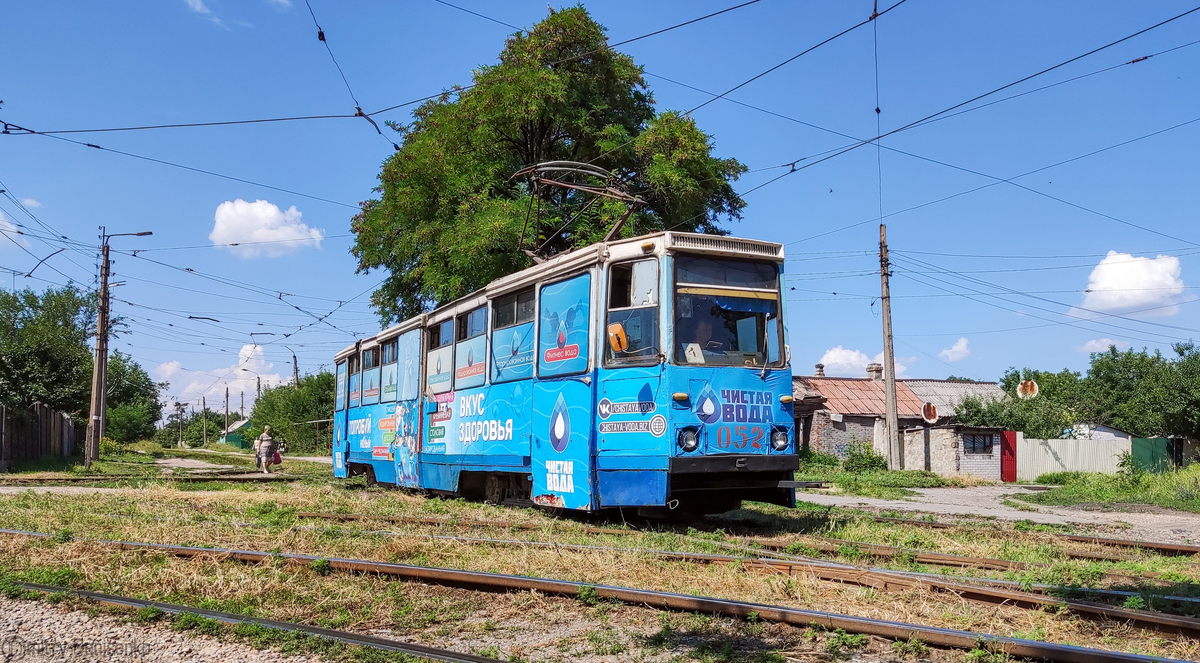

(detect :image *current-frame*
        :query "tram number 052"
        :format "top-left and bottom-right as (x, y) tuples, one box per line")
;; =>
(716, 425), (764, 450)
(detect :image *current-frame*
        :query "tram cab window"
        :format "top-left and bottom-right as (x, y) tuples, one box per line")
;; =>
(605, 259), (659, 365)
(334, 360), (347, 411)
(454, 305), (487, 390)
(361, 347), (381, 405)
(673, 256), (783, 367)
(426, 319), (454, 394)
(347, 353), (361, 407)
(491, 289), (535, 383)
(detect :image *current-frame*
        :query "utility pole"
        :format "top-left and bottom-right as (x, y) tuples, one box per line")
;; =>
(293, 354), (300, 386)
(202, 396), (207, 447)
(240, 391), (244, 418)
(84, 229), (152, 467)
(879, 224), (900, 469)
(257, 376), (261, 400)
(175, 402), (185, 448)
(224, 386), (229, 436)
(84, 239), (110, 467)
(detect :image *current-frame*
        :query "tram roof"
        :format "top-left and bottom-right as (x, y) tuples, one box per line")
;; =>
(334, 231), (784, 361)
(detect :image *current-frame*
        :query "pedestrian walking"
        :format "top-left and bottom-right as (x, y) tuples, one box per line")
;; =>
(256, 426), (276, 475)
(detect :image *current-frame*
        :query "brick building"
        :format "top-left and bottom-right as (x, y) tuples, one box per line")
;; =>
(793, 364), (1006, 478)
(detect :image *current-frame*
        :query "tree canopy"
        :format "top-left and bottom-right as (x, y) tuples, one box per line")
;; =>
(247, 372), (335, 454)
(957, 343), (1200, 439)
(352, 6), (747, 323)
(105, 350), (167, 443)
(0, 286), (96, 417)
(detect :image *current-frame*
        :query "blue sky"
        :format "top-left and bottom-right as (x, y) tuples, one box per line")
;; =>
(2, 0), (1198, 411)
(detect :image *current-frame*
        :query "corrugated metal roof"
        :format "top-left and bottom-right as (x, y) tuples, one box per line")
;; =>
(793, 377), (924, 418)
(903, 380), (1005, 416)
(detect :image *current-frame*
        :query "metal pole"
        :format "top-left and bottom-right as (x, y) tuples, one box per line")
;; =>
(293, 353), (300, 386)
(257, 376), (261, 400)
(240, 391), (244, 418)
(224, 386), (229, 437)
(202, 396), (207, 447)
(879, 224), (900, 469)
(85, 238), (110, 467)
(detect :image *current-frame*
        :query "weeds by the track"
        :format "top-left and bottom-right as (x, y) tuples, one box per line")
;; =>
(0, 484), (1197, 660)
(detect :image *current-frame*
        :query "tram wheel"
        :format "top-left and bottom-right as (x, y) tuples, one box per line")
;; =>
(484, 473), (505, 504)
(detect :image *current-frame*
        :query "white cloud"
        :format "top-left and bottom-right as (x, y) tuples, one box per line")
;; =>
(154, 344), (284, 416)
(266, 0), (292, 7)
(182, 0), (228, 28)
(938, 337), (970, 362)
(1071, 251), (1185, 317)
(0, 212), (28, 248)
(1076, 338), (1130, 353)
(209, 199), (324, 257)
(817, 346), (909, 378)
(19, 198), (40, 208)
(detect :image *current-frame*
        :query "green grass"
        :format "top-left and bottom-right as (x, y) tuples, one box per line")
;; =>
(1017, 465), (1200, 514)
(795, 468), (963, 499)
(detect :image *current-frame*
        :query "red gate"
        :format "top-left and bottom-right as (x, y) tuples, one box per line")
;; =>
(1000, 431), (1017, 482)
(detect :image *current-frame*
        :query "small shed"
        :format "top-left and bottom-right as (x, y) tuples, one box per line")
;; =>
(902, 425), (1004, 480)
(219, 419), (252, 449)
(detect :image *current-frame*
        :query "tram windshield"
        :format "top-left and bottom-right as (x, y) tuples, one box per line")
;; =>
(673, 256), (782, 367)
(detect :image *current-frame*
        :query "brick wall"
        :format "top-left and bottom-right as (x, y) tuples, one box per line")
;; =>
(958, 431), (1000, 479)
(806, 410), (877, 459)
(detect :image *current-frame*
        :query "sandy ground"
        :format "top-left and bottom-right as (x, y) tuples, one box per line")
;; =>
(798, 484), (1200, 543)
(154, 458), (234, 470)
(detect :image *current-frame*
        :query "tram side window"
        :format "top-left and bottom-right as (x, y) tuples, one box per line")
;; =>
(347, 353), (361, 408)
(538, 272), (592, 377)
(380, 340), (399, 402)
(361, 347), (381, 405)
(491, 289), (535, 383)
(426, 319), (454, 394)
(605, 259), (659, 365)
(335, 360), (347, 411)
(454, 306), (487, 390)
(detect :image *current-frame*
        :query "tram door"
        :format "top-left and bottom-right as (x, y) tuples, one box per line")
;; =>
(391, 329), (423, 488)
(332, 360), (349, 478)
(531, 273), (596, 510)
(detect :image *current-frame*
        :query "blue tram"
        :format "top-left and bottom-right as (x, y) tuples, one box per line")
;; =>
(331, 232), (798, 515)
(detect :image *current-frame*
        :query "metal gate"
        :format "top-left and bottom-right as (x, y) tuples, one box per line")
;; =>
(1000, 430), (1017, 483)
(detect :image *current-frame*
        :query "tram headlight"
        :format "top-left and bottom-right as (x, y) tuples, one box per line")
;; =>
(770, 428), (790, 451)
(678, 428), (699, 452)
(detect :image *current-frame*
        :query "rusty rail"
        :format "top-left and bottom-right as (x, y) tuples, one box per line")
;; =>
(294, 511), (631, 536)
(17, 582), (500, 663)
(1055, 534), (1200, 557)
(0, 527), (1194, 661)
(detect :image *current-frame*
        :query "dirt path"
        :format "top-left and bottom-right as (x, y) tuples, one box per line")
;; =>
(798, 485), (1200, 543)
(155, 457), (234, 470)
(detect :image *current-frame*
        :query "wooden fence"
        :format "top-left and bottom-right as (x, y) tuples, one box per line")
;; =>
(0, 403), (77, 471)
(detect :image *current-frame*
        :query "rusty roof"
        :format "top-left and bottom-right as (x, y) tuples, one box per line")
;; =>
(793, 376), (924, 418)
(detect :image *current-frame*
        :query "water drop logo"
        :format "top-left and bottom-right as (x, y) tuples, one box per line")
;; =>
(511, 332), (520, 357)
(435, 356), (442, 375)
(556, 326), (567, 349)
(695, 385), (721, 425)
(467, 349), (474, 367)
(549, 393), (570, 453)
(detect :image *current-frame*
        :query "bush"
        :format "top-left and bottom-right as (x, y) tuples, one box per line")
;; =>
(98, 437), (122, 457)
(798, 448), (840, 472)
(1035, 471), (1087, 485)
(843, 443), (887, 474)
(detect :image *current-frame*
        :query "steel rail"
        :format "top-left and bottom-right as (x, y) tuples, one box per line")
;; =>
(0, 528), (1191, 662)
(1056, 534), (1200, 557)
(16, 582), (500, 663)
(294, 510), (634, 536)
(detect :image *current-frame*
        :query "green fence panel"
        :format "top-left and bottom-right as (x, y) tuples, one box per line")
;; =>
(1132, 437), (1171, 473)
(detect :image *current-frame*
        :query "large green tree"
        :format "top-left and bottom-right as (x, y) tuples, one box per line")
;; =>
(956, 344), (1200, 439)
(104, 351), (167, 443)
(0, 286), (96, 418)
(353, 7), (747, 322)
(247, 372), (336, 454)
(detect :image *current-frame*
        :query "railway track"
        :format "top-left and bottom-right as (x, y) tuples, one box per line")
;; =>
(16, 582), (501, 663)
(0, 527), (1193, 662)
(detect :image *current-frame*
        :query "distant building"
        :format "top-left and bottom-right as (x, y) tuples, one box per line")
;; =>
(1067, 423), (1133, 442)
(219, 418), (252, 449)
(793, 365), (1006, 478)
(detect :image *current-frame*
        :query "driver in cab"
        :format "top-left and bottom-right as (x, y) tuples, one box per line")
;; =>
(682, 319), (723, 363)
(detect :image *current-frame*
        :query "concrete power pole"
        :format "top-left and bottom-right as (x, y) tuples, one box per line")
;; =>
(257, 376), (261, 400)
(224, 386), (229, 437)
(84, 240), (111, 467)
(240, 391), (244, 418)
(293, 354), (300, 386)
(202, 396), (207, 447)
(879, 224), (900, 469)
